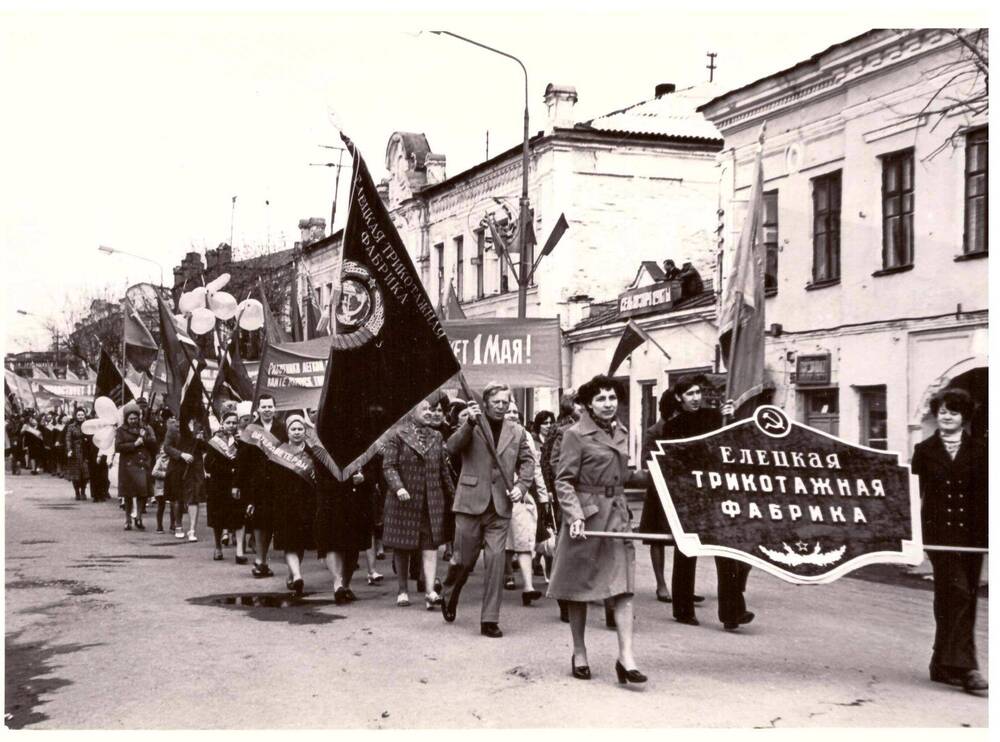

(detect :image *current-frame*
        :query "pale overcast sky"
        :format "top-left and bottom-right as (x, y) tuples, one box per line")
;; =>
(1, 2), (988, 353)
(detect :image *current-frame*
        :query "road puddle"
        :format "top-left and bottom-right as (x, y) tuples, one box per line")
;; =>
(187, 592), (346, 625)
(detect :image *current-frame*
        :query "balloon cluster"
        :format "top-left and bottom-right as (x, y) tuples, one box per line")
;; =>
(80, 397), (122, 456)
(176, 273), (264, 334)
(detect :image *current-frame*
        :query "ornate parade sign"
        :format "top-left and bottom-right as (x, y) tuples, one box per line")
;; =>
(648, 406), (923, 584)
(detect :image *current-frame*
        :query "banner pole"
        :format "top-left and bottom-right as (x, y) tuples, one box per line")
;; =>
(583, 530), (675, 542)
(456, 371), (514, 493)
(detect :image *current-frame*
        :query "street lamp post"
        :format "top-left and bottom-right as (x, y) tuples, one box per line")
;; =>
(431, 31), (534, 413)
(98, 245), (166, 289)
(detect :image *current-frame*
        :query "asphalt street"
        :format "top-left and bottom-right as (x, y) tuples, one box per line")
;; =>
(4, 470), (989, 730)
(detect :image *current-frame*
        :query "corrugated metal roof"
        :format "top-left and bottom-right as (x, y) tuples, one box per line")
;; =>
(582, 84), (722, 141)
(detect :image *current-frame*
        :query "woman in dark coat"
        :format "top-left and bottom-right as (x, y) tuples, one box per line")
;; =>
(911, 387), (988, 695)
(21, 415), (43, 475)
(270, 415), (319, 595)
(115, 404), (157, 530)
(316, 455), (377, 604)
(205, 410), (247, 563)
(64, 407), (90, 500)
(547, 375), (649, 684)
(382, 397), (455, 609)
(164, 416), (207, 541)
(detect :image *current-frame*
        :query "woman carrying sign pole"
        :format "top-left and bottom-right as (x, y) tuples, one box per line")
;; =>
(546, 374), (649, 684)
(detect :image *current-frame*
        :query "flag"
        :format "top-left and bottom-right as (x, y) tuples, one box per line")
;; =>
(718, 123), (768, 412)
(157, 294), (204, 416)
(257, 277), (291, 344)
(608, 319), (670, 376)
(211, 330), (255, 416)
(4, 369), (36, 410)
(179, 354), (209, 434)
(95, 347), (133, 405)
(64, 367), (81, 381)
(123, 298), (158, 372)
(289, 278), (304, 343)
(315, 134), (460, 479)
(31, 364), (53, 380)
(304, 276), (329, 339)
(437, 278), (466, 321)
(124, 362), (145, 399)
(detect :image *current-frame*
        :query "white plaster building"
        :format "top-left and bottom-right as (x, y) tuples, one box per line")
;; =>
(698, 28), (988, 458)
(301, 81), (725, 415)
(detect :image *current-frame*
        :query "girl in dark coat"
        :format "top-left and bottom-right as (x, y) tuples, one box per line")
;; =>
(115, 404), (157, 530)
(164, 417), (207, 541)
(911, 388), (988, 695)
(21, 416), (44, 474)
(382, 398), (455, 609)
(316, 456), (377, 604)
(270, 416), (319, 595)
(205, 410), (247, 563)
(64, 408), (90, 500)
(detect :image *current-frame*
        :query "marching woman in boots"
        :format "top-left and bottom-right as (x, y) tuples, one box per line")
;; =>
(269, 415), (318, 595)
(205, 409), (247, 563)
(64, 407), (90, 500)
(911, 388), (988, 695)
(547, 374), (649, 684)
(115, 403), (157, 530)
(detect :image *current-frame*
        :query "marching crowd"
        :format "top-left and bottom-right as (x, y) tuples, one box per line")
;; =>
(3, 375), (987, 693)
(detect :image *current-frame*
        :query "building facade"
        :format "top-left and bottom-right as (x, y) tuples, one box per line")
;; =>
(698, 28), (988, 458)
(301, 81), (725, 414)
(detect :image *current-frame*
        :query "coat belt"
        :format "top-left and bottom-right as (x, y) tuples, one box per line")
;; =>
(577, 484), (625, 497)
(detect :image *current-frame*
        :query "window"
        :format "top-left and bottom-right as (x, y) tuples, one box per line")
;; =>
(763, 190), (778, 295)
(434, 242), (444, 295)
(811, 171), (841, 283)
(475, 229), (485, 299)
(639, 381), (658, 461)
(881, 150), (914, 269)
(802, 387), (839, 436)
(858, 386), (888, 450)
(454, 235), (464, 300)
(964, 128), (988, 255)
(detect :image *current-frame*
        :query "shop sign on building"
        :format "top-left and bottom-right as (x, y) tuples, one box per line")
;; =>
(617, 281), (681, 319)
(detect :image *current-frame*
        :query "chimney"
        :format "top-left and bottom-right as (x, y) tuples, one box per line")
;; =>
(298, 218), (327, 247)
(544, 84), (578, 134)
(425, 153), (447, 185)
(655, 83), (676, 98)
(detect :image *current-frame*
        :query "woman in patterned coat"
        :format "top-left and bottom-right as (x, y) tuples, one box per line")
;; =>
(63, 407), (90, 500)
(382, 397), (455, 609)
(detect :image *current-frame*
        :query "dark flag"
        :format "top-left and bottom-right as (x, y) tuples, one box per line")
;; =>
(305, 289), (328, 339)
(95, 347), (133, 405)
(211, 331), (255, 416)
(718, 123), (767, 411)
(316, 134), (460, 479)
(608, 319), (670, 376)
(289, 277), (304, 342)
(179, 355), (209, 433)
(122, 298), (158, 372)
(257, 277), (291, 344)
(157, 294), (203, 416)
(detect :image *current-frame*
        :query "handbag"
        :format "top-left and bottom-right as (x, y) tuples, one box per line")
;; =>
(151, 449), (170, 480)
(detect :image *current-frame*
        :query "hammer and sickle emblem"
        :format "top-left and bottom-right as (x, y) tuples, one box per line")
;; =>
(755, 406), (791, 438)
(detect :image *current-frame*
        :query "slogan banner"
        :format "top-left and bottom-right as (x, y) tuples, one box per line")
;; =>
(32, 377), (96, 403)
(648, 405), (922, 584)
(239, 423), (316, 484)
(443, 318), (561, 388)
(253, 337), (330, 411)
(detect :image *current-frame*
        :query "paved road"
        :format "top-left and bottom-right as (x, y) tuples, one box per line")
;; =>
(4, 471), (988, 730)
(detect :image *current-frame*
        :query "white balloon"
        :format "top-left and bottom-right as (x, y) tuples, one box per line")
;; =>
(178, 286), (208, 314)
(190, 307), (217, 335)
(94, 427), (116, 450)
(206, 273), (231, 292)
(237, 299), (264, 331)
(209, 291), (238, 320)
(94, 396), (118, 422)
(81, 419), (109, 436)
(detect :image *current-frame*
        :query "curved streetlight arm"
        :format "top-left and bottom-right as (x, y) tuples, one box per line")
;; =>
(98, 246), (166, 288)
(429, 31), (528, 106)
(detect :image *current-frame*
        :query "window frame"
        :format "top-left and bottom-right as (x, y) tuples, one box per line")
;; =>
(880, 148), (915, 271)
(763, 189), (779, 296)
(810, 170), (842, 286)
(963, 127), (988, 256)
(857, 385), (888, 451)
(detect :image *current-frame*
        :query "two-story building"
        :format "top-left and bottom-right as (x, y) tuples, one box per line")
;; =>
(301, 81), (725, 415)
(698, 28), (988, 456)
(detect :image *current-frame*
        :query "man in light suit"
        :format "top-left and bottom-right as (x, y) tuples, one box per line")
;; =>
(441, 382), (534, 638)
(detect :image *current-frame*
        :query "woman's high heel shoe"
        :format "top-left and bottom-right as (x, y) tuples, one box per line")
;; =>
(571, 656), (591, 680)
(615, 660), (647, 685)
(521, 589), (542, 606)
